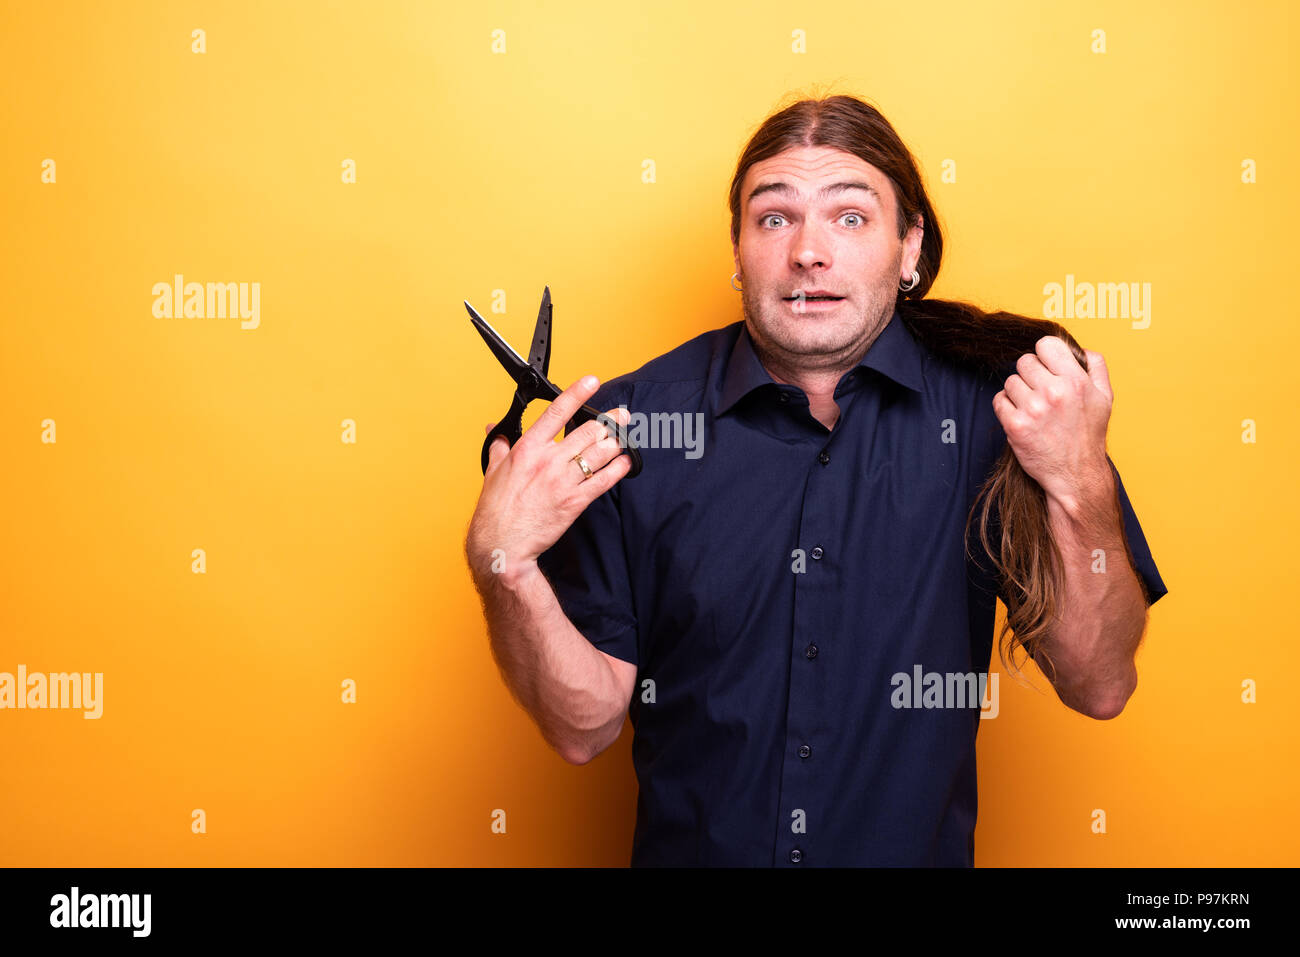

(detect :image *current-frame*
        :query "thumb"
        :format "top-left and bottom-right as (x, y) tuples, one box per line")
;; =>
(1084, 350), (1112, 403)
(484, 422), (495, 436)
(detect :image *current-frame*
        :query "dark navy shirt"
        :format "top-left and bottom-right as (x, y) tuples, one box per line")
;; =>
(537, 305), (1168, 867)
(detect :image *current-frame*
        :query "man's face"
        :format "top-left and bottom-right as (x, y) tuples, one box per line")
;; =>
(733, 145), (923, 371)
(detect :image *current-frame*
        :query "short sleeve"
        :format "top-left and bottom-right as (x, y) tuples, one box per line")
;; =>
(1109, 457), (1168, 606)
(978, 455), (1168, 608)
(535, 384), (640, 666)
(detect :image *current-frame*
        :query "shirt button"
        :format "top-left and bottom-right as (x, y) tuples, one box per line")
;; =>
(798, 745), (811, 758)
(790, 849), (803, 863)
(818, 450), (830, 465)
(778, 392), (789, 403)
(811, 546), (823, 560)
(805, 643), (818, 659)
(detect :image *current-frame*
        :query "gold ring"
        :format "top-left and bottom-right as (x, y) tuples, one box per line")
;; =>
(572, 453), (594, 480)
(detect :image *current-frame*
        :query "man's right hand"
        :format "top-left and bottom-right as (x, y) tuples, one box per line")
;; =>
(465, 375), (632, 583)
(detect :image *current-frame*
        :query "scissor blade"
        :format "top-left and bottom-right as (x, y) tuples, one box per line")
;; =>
(465, 300), (531, 385)
(530, 286), (553, 378)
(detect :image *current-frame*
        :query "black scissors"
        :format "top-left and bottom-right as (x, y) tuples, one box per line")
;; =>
(466, 286), (643, 478)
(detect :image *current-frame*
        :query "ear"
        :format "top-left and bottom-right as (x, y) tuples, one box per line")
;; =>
(903, 213), (924, 276)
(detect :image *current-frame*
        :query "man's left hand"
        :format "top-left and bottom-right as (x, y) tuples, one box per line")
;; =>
(992, 336), (1114, 508)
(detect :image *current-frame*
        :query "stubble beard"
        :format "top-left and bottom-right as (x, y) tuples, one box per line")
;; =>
(740, 280), (897, 375)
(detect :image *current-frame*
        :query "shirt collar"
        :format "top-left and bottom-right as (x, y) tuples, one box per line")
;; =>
(716, 305), (926, 416)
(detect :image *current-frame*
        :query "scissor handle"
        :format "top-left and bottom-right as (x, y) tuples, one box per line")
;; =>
(481, 393), (527, 473)
(479, 397), (643, 478)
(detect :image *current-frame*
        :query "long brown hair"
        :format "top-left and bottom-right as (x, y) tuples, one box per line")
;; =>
(727, 92), (1123, 681)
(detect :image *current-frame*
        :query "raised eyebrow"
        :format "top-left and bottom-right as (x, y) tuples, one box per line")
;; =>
(747, 180), (880, 207)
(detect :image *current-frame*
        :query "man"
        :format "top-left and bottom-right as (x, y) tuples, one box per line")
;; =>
(465, 95), (1167, 866)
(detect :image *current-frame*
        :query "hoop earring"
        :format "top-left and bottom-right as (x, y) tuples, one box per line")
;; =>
(899, 270), (919, 293)
(730, 272), (743, 292)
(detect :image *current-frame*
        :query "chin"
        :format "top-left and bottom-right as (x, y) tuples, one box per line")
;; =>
(760, 316), (856, 354)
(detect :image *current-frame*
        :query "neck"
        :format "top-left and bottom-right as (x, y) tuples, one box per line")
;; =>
(747, 312), (892, 430)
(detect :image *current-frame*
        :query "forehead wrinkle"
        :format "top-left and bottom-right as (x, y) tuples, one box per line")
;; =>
(746, 179), (881, 208)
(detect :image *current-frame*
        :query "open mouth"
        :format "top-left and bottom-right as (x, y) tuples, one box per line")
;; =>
(783, 295), (845, 310)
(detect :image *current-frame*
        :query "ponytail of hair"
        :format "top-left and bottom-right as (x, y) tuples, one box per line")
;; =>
(896, 296), (1096, 681)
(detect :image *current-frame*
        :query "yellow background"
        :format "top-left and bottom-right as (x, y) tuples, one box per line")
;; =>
(1, 0), (1295, 866)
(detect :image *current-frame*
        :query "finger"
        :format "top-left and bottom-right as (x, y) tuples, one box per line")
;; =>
(1014, 351), (1053, 391)
(1003, 373), (1034, 410)
(568, 431), (625, 481)
(992, 390), (1028, 434)
(484, 422), (495, 436)
(573, 445), (632, 501)
(556, 416), (617, 462)
(557, 405), (629, 460)
(520, 375), (601, 451)
(1084, 349), (1113, 403)
(1034, 335), (1081, 378)
(485, 434), (510, 473)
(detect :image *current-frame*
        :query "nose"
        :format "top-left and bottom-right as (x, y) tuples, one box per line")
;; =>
(790, 220), (832, 271)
